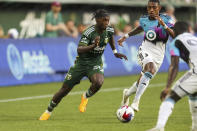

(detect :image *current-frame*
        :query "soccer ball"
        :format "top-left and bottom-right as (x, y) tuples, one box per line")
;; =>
(116, 105), (135, 123)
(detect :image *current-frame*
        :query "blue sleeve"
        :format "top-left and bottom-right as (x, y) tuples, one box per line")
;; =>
(139, 17), (143, 28)
(164, 15), (174, 28)
(169, 39), (180, 56)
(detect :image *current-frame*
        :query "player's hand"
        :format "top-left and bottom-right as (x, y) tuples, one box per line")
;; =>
(114, 53), (128, 60)
(155, 15), (165, 27)
(118, 36), (126, 47)
(160, 88), (171, 101)
(94, 36), (100, 47)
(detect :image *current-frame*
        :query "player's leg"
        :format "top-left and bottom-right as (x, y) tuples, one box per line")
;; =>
(86, 73), (104, 98)
(131, 62), (155, 111)
(47, 83), (74, 112)
(148, 70), (196, 131)
(121, 76), (140, 106)
(79, 64), (104, 113)
(39, 65), (85, 120)
(147, 91), (181, 131)
(39, 82), (73, 120)
(189, 95), (197, 131)
(79, 73), (104, 112)
(121, 46), (157, 107)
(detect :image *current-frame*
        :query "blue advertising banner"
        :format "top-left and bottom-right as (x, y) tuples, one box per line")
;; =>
(0, 36), (188, 86)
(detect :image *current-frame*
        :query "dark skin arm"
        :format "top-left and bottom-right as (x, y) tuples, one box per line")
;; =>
(109, 35), (128, 60)
(160, 56), (179, 101)
(155, 15), (175, 38)
(77, 36), (100, 54)
(128, 26), (144, 37)
(118, 26), (143, 46)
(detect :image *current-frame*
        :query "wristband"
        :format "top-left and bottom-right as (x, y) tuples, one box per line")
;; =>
(164, 24), (168, 29)
(113, 49), (118, 54)
(124, 34), (129, 38)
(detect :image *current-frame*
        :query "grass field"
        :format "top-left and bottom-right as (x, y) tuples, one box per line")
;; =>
(0, 72), (191, 131)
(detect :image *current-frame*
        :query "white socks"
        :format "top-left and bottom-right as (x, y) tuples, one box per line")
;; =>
(189, 98), (197, 131)
(126, 81), (138, 97)
(133, 72), (152, 103)
(45, 110), (52, 114)
(156, 98), (175, 128)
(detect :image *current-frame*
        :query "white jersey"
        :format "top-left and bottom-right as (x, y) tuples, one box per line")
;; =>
(170, 33), (197, 72)
(170, 33), (197, 96)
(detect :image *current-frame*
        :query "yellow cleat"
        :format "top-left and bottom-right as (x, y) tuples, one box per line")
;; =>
(79, 94), (88, 113)
(39, 111), (51, 120)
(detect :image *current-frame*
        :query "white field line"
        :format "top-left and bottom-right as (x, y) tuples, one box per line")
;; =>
(0, 83), (165, 103)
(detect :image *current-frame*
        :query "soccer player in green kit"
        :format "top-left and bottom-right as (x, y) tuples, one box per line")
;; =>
(39, 9), (127, 120)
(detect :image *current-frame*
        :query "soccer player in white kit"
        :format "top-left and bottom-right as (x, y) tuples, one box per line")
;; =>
(147, 22), (197, 131)
(118, 0), (175, 112)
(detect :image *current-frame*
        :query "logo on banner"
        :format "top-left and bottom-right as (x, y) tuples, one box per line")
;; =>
(118, 42), (138, 72)
(67, 42), (78, 66)
(7, 44), (54, 80)
(7, 44), (24, 80)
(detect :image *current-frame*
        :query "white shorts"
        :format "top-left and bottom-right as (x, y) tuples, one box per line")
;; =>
(137, 40), (165, 74)
(172, 69), (197, 98)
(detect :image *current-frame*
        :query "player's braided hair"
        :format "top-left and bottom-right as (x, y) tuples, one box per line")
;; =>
(92, 9), (109, 20)
(148, 0), (160, 5)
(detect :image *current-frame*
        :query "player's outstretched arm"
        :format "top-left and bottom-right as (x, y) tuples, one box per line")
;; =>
(160, 56), (179, 101)
(114, 53), (128, 60)
(77, 36), (100, 54)
(109, 36), (128, 60)
(118, 26), (143, 47)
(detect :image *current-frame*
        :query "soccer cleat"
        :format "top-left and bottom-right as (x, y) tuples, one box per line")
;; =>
(39, 110), (51, 120)
(121, 89), (130, 106)
(79, 94), (88, 113)
(146, 127), (164, 131)
(131, 101), (139, 112)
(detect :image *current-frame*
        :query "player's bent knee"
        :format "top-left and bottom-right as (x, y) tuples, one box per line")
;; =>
(93, 80), (103, 88)
(144, 62), (156, 74)
(149, 69), (156, 75)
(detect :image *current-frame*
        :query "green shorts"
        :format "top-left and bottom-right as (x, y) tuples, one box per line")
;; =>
(64, 62), (104, 88)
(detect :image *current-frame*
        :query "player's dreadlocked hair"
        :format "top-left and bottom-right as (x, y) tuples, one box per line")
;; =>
(174, 21), (189, 36)
(92, 9), (109, 20)
(148, 0), (160, 5)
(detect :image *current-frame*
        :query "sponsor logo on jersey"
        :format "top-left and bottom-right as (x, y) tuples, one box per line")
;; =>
(187, 39), (197, 46)
(91, 45), (106, 54)
(146, 30), (156, 41)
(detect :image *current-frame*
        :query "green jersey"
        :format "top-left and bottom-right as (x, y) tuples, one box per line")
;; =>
(77, 25), (114, 65)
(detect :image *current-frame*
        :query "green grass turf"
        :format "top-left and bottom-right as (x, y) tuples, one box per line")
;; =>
(0, 72), (191, 131)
